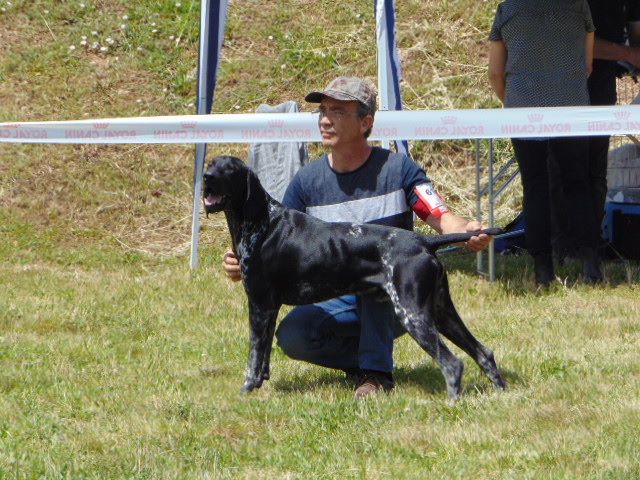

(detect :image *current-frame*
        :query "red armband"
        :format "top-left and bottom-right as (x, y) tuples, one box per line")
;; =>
(413, 183), (449, 220)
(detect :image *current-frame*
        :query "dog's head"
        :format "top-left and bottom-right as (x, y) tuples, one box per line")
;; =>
(203, 155), (249, 214)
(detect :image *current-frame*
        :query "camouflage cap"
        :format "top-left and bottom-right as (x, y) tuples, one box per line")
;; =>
(305, 76), (377, 113)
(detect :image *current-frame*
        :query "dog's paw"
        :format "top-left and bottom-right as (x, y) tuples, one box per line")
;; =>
(240, 378), (263, 393)
(446, 394), (461, 407)
(494, 376), (507, 391)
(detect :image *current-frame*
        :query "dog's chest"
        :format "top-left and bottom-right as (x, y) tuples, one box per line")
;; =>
(237, 222), (268, 274)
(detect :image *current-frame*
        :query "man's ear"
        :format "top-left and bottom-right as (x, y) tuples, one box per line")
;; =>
(360, 114), (374, 135)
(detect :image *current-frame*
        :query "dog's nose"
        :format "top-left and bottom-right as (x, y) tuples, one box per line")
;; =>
(204, 171), (214, 179)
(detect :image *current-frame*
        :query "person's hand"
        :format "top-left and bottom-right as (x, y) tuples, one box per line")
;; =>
(222, 249), (242, 282)
(465, 220), (492, 252)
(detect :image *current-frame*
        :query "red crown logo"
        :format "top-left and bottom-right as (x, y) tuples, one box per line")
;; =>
(440, 116), (457, 125)
(181, 122), (197, 129)
(528, 113), (544, 122)
(1, 123), (21, 129)
(267, 119), (284, 128)
(614, 111), (630, 121)
(93, 123), (109, 129)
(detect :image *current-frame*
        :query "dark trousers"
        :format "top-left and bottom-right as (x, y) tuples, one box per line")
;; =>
(512, 137), (599, 257)
(587, 65), (617, 226)
(587, 134), (610, 227)
(549, 66), (616, 249)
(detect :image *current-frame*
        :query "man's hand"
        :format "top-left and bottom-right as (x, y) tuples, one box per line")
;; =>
(464, 220), (492, 252)
(222, 250), (242, 282)
(427, 213), (493, 252)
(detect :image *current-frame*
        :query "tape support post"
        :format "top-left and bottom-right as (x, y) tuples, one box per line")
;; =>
(1, 105), (640, 144)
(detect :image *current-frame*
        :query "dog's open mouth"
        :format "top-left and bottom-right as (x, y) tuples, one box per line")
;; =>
(204, 194), (226, 211)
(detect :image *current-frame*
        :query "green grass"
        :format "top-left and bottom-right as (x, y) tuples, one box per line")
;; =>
(1, 239), (639, 478)
(2, 0), (640, 477)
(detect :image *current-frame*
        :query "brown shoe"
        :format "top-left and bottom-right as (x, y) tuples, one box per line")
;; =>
(354, 371), (394, 399)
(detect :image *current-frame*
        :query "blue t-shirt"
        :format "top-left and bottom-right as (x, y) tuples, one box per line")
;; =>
(281, 147), (430, 231)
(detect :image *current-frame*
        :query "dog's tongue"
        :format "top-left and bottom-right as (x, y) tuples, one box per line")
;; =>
(204, 194), (223, 206)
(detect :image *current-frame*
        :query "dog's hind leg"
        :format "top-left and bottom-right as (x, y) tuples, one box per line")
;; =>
(402, 315), (465, 402)
(384, 259), (464, 401)
(241, 303), (279, 393)
(433, 271), (506, 391)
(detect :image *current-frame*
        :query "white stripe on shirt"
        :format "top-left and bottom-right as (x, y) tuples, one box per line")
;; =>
(306, 189), (408, 223)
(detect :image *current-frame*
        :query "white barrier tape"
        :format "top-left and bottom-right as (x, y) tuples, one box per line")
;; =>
(1, 105), (640, 144)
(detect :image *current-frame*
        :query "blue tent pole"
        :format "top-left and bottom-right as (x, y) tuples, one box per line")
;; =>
(190, 0), (227, 270)
(375, 0), (410, 157)
(375, 0), (390, 150)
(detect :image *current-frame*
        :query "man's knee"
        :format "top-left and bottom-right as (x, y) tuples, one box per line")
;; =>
(275, 312), (308, 360)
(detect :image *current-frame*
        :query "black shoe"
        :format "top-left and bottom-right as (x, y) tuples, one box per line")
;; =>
(579, 247), (603, 284)
(341, 368), (362, 384)
(533, 254), (554, 287)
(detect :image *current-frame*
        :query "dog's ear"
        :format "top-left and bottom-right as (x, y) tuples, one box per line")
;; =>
(242, 168), (266, 220)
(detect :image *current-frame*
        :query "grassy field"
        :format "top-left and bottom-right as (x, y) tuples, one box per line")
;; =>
(2, 0), (640, 478)
(2, 238), (640, 478)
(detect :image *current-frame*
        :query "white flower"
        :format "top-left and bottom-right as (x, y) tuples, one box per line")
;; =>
(136, 99), (142, 103)
(91, 42), (99, 49)
(106, 37), (114, 44)
(136, 46), (144, 51)
(120, 24), (126, 30)
(280, 64), (286, 69)
(100, 46), (108, 52)
(79, 3), (85, 8)
(81, 35), (87, 40)
(268, 35), (273, 41)
(169, 35), (174, 40)
(122, 15), (128, 20)
(234, 105), (240, 110)
(175, 2), (181, 7)
(92, 31), (98, 36)
(151, 22), (156, 27)
(152, 29), (158, 33)
(80, 40), (87, 46)
(69, 45), (76, 51)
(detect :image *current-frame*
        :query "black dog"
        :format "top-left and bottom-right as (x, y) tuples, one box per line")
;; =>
(203, 155), (506, 401)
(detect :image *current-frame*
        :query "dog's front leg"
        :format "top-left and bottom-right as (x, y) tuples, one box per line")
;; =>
(241, 303), (279, 393)
(259, 307), (280, 382)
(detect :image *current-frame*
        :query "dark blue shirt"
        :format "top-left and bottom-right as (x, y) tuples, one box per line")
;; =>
(282, 147), (430, 231)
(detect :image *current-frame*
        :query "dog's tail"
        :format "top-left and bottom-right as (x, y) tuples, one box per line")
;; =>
(425, 227), (504, 251)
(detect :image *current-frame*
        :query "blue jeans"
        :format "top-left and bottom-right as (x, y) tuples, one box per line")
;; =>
(275, 294), (406, 373)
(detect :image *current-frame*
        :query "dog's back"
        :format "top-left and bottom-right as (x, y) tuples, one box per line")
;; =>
(257, 206), (498, 306)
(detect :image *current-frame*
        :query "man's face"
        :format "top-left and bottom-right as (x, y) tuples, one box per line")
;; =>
(317, 97), (373, 148)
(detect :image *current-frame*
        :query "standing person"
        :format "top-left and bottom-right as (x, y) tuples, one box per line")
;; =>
(488, 0), (603, 286)
(222, 76), (492, 398)
(587, 0), (640, 227)
(553, 1), (640, 261)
